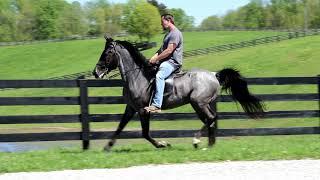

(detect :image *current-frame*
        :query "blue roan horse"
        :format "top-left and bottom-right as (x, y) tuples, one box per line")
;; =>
(92, 35), (265, 151)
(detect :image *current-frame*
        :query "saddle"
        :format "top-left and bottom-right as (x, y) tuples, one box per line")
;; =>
(147, 63), (186, 97)
(163, 68), (185, 96)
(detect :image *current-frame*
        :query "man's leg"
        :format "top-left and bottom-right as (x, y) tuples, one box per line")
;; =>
(145, 62), (175, 112)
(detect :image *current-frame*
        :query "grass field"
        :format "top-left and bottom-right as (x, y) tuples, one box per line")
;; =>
(0, 31), (319, 173)
(0, 31), (285, 79)
(0, 135), (319, 173)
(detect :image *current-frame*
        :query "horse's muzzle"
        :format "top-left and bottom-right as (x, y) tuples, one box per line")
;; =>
(92, 70), (99, 79)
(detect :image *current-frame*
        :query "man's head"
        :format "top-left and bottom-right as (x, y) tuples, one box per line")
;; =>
(161, 14), (174, 30)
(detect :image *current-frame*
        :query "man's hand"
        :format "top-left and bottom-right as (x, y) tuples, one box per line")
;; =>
(149, 56), (158, 64)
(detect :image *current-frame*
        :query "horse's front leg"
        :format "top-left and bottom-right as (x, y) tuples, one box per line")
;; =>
(139, 110), (171, 148)
(104, 105), (136, 151)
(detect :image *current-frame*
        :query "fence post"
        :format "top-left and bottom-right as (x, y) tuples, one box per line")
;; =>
(318, 75), (320, 129)
(79, 79), (90, 150)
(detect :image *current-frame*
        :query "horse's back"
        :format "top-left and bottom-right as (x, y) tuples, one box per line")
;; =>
(162, 69), (220, 109)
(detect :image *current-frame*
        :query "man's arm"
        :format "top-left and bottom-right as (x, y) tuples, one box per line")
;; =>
(149, 43), (176, 64)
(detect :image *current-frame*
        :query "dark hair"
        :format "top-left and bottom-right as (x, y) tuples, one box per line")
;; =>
(161, 13), (174, 24)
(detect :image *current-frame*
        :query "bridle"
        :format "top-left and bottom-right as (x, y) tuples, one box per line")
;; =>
(97, 41), (145, 79)
(95, 41), (119, 78)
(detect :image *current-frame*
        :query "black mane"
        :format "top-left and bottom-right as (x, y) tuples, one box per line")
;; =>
(116, 40), (148, 67)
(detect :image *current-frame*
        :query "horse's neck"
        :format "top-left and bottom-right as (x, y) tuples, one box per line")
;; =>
(117, 50), (150, 90)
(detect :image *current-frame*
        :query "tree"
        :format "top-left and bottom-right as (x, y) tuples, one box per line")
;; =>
(14, 0), (37, 41)
(84, 0), (111, 36)
(105, 3), (125, 36)
(57, 1), (88, 37)
(169, 8), (195, 31)
(0, 0), (17, 41)
(240, 1), (266, 28)
(33, 0), (66, 39)
(122, 0), (161, 40)
(222, 10), (243, 28)
(147, 0), (167, 15)
(304, 0), (320, 28)
(200, 16), (223, 30)
(265, 0), (303, 29)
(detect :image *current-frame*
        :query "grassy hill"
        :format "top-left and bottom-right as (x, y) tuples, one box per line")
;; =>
(183, 35), (320, 77)
(0, 31), (318, 134)
(0, 31), (285, 79)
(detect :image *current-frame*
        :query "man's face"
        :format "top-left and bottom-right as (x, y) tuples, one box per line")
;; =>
(161, 17), (170, 30)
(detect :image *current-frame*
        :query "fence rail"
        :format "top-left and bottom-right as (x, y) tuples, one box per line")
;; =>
(0, 76), (319, 149)
(0, 36), (99, 47)
(183, 29), (320, 58)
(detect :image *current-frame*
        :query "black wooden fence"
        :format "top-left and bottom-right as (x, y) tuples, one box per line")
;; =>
(0, 76), (319, 150)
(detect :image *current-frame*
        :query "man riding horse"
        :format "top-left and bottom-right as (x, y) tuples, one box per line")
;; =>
(92, 13), (265, 151)
(144, 13), (183, 113)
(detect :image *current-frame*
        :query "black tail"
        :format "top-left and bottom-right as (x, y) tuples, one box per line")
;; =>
(216, 68), (266, 119)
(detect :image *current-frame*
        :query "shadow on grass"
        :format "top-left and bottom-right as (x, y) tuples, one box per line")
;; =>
(108, 145), (193, 154)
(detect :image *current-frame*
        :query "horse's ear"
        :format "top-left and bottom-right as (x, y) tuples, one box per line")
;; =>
(104, 34), (113, 42)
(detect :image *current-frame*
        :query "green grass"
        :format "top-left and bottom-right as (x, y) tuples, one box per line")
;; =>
(0, 135), (319, 173)
(183, 35), (320, 77)
(0, 31), (285, 79)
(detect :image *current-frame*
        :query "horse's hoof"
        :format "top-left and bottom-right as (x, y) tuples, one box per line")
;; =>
(193, 143), (199, 149)
(193, 138), (201, 149)
(103, 145), (112, 152)
(157, 141), (171, 148)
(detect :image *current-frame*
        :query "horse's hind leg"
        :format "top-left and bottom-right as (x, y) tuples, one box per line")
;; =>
(191, 101), (218, 147)
(206, 101), (218, 147)
(193, 125), (206, 148)
(104, 105), (135, 151)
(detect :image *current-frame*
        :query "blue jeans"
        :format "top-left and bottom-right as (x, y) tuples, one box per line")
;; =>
(152, 61), (175, 108)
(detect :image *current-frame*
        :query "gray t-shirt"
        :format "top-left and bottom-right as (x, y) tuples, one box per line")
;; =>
(158, 27), (183, 68)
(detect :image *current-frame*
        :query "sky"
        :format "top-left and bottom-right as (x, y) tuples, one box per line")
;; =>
(68, 0), (251, 25)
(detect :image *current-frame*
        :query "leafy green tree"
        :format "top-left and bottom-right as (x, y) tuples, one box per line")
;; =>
(33, 0), (66, 39)
(304, 0), (320, 28)
(147, 0), (167, 15)
(105, 3), (125, 36)
(122, 0), (161, 40)
(200, 15), (223, 30)
(84, 0), (110, 35)
(241, 1), (266, 28)
(169, 8), (195, 31)
(57, 1), (88, 37)
(0, 0), (17, 41)
(222, 10), (243, 28)
(265, 0), (303, 29)
(13, 0), (36, 41)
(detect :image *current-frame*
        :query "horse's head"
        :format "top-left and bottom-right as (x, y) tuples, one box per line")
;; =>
(92, 34), (120, 79)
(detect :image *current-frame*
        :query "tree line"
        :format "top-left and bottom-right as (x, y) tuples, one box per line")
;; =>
(0, 0), (194, 42)
(200, 0), (320, 30)
(2, 0), (320, 42)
